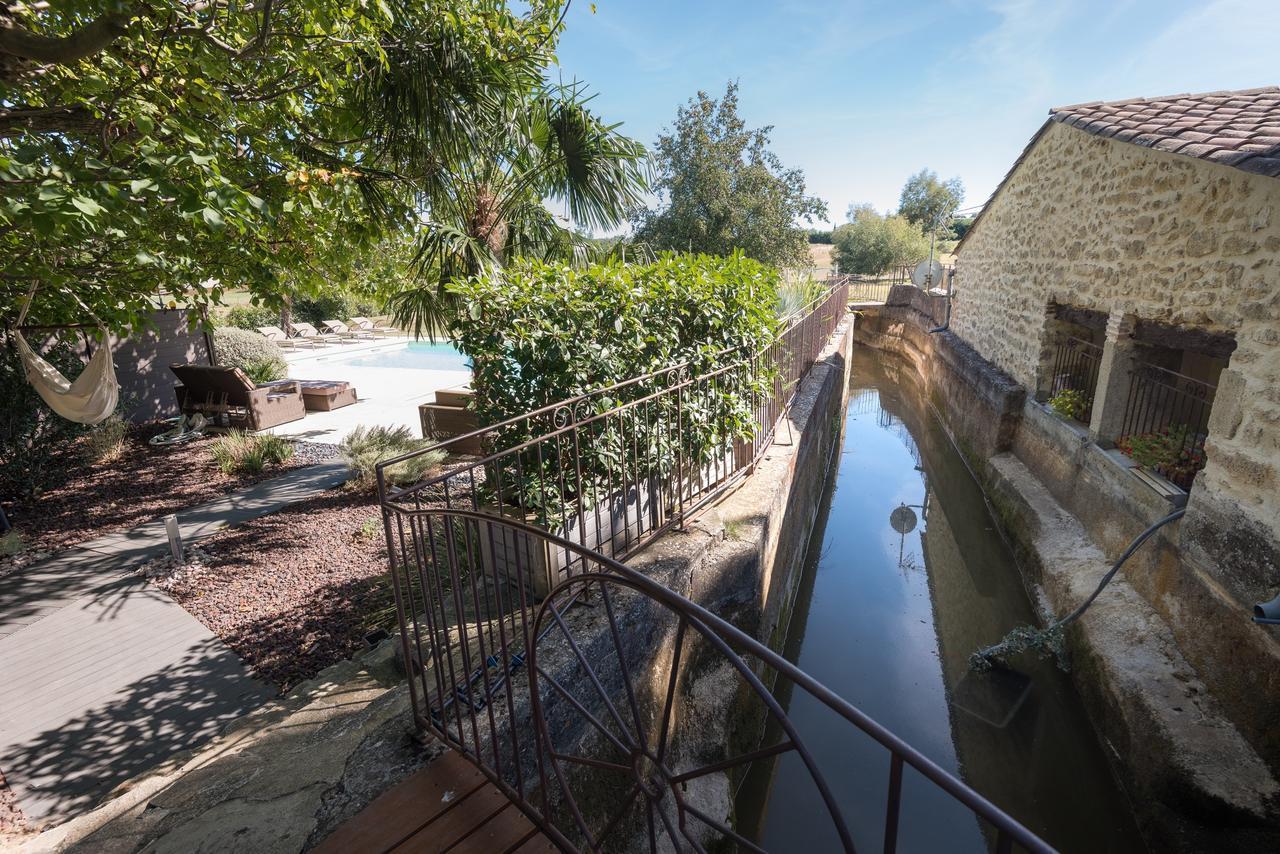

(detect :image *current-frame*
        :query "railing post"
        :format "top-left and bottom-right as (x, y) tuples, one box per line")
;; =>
(1088, 311), (1140, 446)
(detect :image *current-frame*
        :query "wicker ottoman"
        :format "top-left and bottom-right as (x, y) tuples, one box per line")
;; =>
(295, 380), (358, 411)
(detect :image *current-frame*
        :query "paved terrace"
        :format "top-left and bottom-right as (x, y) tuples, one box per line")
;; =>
(0, 461), (347, 826)
(264, 337), (471, 445)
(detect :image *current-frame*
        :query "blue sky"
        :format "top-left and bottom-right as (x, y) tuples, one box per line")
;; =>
(551, 0), (1276, 231)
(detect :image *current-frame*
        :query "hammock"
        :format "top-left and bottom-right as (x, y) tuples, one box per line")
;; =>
(14, 289), (119, 426)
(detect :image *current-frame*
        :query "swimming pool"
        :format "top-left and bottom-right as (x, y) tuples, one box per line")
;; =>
(334, 340), (470, 372)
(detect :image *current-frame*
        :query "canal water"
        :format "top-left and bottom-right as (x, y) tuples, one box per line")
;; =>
(739, 347), (1144, 852)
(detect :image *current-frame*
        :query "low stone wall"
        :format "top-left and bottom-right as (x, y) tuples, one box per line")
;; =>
(855, 290), (1280, 850)
(853, 287), (1024, 470)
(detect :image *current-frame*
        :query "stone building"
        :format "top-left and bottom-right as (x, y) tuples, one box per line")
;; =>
(852, 87), (1280, 846)
(953, 85), (1280, 774)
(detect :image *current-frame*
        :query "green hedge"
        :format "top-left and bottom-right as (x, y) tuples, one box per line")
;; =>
(222, 305), (279, 330)
(449, 252), (779, 518)
(451, 252), (778, 423)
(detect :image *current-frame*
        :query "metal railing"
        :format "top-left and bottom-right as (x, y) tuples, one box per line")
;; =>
(1117, 362), (1215, 489)
(382, 509), (1052, 853)
(376, 282), (1050, 850)
(1047, 336), (1103, 422)
(378, 279), (850, 569)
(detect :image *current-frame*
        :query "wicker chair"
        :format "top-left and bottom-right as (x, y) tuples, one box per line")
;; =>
(170, 364), (305, 431)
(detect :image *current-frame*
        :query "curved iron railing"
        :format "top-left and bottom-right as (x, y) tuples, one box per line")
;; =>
(375, 281), (1049, 850)
(383, 508), (1053, 853)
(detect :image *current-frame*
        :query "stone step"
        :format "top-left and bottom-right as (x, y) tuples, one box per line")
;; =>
(987, 452), (1279, 848)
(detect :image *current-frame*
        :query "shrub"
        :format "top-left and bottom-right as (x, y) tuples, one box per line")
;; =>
(451, 252), (779, 424)
(241, 358), (286, 384)
(1048, 388), (1088, 421)
(777, 280), (825, 319)
(83, 416), (130, 464)
(832, 205), (930, 275)
(209, 430), (294, 475)
(339, 425), (445, 490)
(450, 252), (779, 520)
(292, 293), (379, 327)
(222, 305), (280, 330)
(211, 327), (288, 383)
(0, 337), (90, 499)
(0, 530), (25, 558)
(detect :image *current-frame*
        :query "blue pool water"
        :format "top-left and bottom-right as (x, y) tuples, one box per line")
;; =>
(338, 341), (470, 372)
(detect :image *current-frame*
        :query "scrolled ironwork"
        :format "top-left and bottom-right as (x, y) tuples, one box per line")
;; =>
(385, 509), (1053, 853)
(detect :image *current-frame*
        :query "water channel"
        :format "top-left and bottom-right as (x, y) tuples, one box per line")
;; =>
(739, 347), (1145, 852)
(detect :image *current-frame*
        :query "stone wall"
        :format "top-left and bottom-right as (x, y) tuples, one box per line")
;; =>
(952, 121), (1280, 709)
(954, 122), (1280, 598)
(853, 302), (1280, 849)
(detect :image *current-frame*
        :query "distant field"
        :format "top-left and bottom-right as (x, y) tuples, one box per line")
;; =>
(808, 243), (834, 271)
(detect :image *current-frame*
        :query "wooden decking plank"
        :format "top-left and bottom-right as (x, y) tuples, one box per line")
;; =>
(392, 785), (511, 853)
(312, 751), (487, 853)
(507, 832), (561, 853)
(444, 801), (538, 853)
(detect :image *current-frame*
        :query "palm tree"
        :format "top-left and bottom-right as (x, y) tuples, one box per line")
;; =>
(365, 72), (650, 337)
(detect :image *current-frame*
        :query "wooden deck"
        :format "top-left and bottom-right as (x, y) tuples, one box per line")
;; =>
(313, 750), (559, 853)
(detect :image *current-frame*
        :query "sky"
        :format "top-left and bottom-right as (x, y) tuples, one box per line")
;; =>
(550, 0), (1277, 231)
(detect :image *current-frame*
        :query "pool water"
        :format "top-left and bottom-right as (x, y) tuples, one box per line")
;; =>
(737, 347), (1144, 852)
(337, 340), (470, 372)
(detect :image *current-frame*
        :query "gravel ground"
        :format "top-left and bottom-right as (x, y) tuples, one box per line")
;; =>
(0, 769), (25, 837)
(0, 425), (339, 570)
(157, 487), (393, 692)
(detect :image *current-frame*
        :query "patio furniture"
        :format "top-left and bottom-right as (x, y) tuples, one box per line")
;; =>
(419, 385), (483, 453)
(322, 319), (376, 341)
(170, 364), (306, 431)
(262, 379), (358, 411)
(349, 317), (400, 337)
(257, 325), (314, 349)
(289, 322), (344, 346)
(372, 315), (406, 335)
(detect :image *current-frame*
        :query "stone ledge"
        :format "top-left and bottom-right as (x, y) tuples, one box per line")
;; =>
(987, 452), (1280, 850)
(21, 642), (430, 854)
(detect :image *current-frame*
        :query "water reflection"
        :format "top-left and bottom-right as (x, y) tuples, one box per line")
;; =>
(738, 348), (1144, 853)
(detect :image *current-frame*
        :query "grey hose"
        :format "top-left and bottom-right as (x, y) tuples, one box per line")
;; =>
(971, 507), (1185, 671)
(1054, 507), (1185, 628)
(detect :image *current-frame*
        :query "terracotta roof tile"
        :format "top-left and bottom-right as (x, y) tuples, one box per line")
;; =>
(1050, 87), (1280, 178)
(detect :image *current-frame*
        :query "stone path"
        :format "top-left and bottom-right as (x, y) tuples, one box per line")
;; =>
(0, 460), (348, 826)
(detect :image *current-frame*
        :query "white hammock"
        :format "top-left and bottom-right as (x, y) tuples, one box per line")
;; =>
(15, 290), (119, 425)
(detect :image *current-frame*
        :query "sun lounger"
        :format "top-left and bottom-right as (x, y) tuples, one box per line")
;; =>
(257, 325), (314, 349)
(371, 315), (406, 336)
(289, 322), (344, 345)
(322, 319), (376, 341)
(170, 364), (305, 431)
(349, 317), (400, 337)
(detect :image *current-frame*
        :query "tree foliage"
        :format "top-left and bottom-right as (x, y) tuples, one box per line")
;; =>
(897, 168), (964, 233)
(381, 80), (650, 338)
(0, 0), (570, 333)
(631, 82), (827, 268)
(832, 205), (930, 275)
